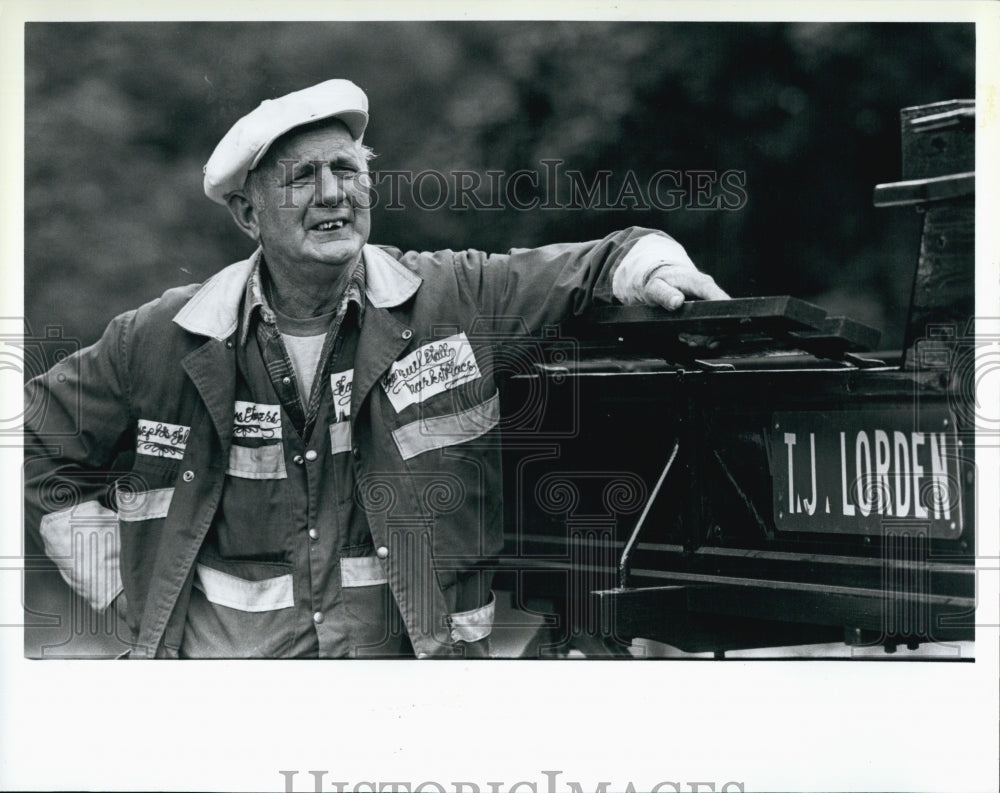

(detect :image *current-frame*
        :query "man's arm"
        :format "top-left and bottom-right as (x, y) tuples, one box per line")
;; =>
(439, 226), (729, 334)
(23, 312), (135, 613)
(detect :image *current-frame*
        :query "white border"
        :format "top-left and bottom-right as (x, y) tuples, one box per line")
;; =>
(2, 3), (998, 792)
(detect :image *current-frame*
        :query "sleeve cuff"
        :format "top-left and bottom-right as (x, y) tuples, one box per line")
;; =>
(447, 592), (496, 644)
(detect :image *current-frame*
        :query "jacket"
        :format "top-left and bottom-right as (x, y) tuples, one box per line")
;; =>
(24, 227), (666, 657)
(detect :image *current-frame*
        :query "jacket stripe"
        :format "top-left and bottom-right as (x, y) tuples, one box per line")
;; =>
(39, 500), (123, 612)
(193, 564), (294, 612)
(340, 555), (388, 587)
(117, 487), (175, 522)
(226, 443), (287, 480)
(448, 594), (495, 643)
(391, 391), (500, 461)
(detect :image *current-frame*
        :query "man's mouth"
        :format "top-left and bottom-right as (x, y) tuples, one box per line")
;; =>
(312, 219), (348, 232)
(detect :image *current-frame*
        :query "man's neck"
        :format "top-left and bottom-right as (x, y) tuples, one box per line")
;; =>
(262, 255), (358, 319)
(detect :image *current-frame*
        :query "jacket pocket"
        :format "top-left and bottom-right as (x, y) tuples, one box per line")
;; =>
(226, 443), (287, 480)
(390, 391), (499, 461)
(193, 562), (294, 612)
(340, 555), (388, 588)
(329, 421), (352, 455)
(116, 487), (174, 522)
(340, 556), (408, 656)
(181, 561), (296, 658)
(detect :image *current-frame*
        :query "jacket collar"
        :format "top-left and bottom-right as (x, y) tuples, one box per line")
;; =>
(362, 244), (422, 308)
(172, 244), (422, 340)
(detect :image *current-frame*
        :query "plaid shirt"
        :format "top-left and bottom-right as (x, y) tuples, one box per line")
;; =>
(241, 256), (367, 437)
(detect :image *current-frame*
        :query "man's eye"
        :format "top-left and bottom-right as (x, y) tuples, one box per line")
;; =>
(287, 169), (357, 185)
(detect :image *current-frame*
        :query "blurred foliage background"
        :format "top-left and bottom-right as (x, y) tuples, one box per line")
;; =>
(25, 22), (975, 350)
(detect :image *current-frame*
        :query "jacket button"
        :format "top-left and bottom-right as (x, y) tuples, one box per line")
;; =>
(401, 329), (412, 340)
(225, 340), (234, 349)
(312, 611), (324, 624)
(282, 376), (291, 385)
(182, 470), (195, 482)
(292, 454), (304, 465)
(376, 545), (389, 559)
(304, 449), (318, 462)
(308, 528), (319, 541)
(352, 446), (361, 460)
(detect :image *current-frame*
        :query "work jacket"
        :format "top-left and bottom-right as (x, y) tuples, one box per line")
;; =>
(24, 228), (665, 657)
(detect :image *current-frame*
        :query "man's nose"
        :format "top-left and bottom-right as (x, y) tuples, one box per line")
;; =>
(316, 165), (350, 206)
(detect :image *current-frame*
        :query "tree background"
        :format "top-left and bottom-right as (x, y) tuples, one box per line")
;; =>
(25, 21), (974, 349)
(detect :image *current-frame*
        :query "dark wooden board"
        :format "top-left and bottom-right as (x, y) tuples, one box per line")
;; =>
(789, 315), (882, 353)
(900, 99), (975, 181)
(872, 172), (974, 207)
(576, 296), (829, 338)
(567, 296), (881, 358)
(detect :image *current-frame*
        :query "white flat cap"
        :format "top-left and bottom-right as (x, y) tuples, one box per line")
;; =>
(203, 79), (369, 204)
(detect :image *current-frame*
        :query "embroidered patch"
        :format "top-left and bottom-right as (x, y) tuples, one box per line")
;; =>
(380, 332), (481, 413)
(136, 419), (190, 459)
(330, 368), (354, 422)
(233, 401), (282, 440)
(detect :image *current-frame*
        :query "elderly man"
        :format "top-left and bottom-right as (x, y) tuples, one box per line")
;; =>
(24, 79), (729, 658)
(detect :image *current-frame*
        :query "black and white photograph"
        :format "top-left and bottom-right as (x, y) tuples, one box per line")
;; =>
(2, 3), (998, 792)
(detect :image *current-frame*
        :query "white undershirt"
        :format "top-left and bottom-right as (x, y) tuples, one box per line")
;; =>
(272, 305), (337, 405)
(281, 333), (327, 404)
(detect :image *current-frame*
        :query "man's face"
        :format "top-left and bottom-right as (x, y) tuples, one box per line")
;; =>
(247, 119), (371, 275)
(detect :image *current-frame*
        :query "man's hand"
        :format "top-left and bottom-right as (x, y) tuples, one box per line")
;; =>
(612, 233), (731, 309)
(641, 262), (730, 310)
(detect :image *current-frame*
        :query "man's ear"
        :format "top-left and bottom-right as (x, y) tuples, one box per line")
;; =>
(226, 190), (260, 242)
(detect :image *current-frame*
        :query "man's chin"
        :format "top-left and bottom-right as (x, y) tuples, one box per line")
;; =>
(310, 238), (365, 267)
